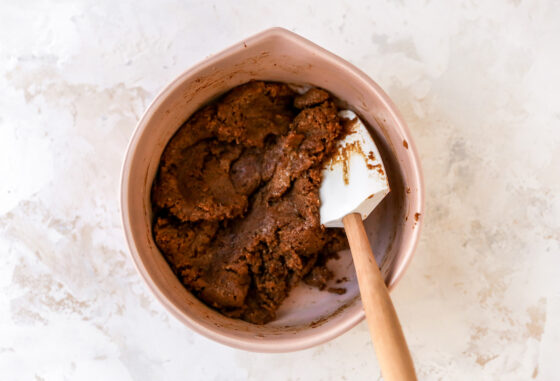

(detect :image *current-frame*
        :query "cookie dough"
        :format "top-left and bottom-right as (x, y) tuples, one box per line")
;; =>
(151, 81), (348, 324)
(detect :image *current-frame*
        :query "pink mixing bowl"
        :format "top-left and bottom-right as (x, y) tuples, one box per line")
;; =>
(120, 27), (424, 352)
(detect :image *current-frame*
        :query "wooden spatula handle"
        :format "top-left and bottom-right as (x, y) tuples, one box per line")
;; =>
(343, 213), (417, 381)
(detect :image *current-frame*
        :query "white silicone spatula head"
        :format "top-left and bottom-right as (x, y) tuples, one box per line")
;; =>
(320, 110), (390, 228)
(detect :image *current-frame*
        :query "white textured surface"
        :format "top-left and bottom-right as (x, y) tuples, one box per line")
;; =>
(1, 1), (559, 380)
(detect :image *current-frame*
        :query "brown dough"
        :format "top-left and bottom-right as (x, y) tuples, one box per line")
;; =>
(151, 81), (348, 324)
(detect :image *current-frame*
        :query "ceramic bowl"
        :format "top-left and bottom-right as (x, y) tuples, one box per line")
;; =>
(120, 27), (424, 352)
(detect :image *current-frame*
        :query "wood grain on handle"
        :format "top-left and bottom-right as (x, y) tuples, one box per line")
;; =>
(343, 213), (417, 381)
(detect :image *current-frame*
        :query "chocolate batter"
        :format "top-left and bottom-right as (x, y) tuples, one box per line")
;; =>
(151, 81), (348, 324)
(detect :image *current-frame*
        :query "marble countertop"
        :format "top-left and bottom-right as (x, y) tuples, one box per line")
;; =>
(1, 1), (559, 380)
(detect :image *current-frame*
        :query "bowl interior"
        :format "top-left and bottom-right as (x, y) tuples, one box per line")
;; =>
(121, 28), (422, 352)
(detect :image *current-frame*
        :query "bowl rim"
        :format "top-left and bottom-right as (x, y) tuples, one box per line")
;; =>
(120, 27), (425, 352)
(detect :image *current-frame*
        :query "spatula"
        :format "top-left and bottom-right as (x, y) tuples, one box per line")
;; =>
(320, 110), (417, 381)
